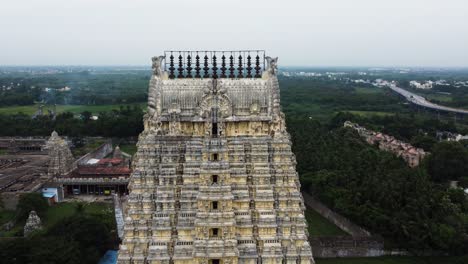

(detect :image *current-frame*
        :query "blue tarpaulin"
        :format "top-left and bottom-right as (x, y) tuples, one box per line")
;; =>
(42, 192), (55, 198)
(98, 250), (117, 264)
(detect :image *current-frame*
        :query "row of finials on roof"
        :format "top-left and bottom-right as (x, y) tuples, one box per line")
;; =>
(167, 53), (263, 79)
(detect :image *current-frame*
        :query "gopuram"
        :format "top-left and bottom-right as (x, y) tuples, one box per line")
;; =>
(118, 51), (314, 264)
(45, 131), (75, 177)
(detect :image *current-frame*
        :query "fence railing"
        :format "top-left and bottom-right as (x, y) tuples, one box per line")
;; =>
(163, 50), (265, 79)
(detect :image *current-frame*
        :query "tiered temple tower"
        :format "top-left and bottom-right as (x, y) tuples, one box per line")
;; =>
(118, 51), (314, 264)
(45, 131), (75, 177)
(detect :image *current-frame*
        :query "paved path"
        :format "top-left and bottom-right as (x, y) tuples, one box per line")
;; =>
(113, 194), (124, 239)
(388, 84), (468, 115)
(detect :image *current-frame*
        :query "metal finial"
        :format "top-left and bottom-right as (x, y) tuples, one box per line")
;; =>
(212, 55), (218, 79)
(195, 54), (201, 78)
(246, 54), (252, 78)
(237, 55), (243, 78)
(254, 54), (261, 78)
(169, 53), (175, 79)
(186, 55), (193, 78)
(221, 55), (227, 78)
(177, 54), (184, 78)
(203, 55), (209, 78)
(229, 55), (235, 78)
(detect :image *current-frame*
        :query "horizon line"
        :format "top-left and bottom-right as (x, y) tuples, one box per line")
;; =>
(1, 64), (468, 69)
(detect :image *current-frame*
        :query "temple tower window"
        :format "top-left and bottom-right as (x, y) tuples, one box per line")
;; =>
(212, 175), (219, 184)
(211, 228), (219, 237)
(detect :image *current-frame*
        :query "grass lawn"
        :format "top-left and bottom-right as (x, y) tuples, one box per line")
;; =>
(305, 208), (348, 237)
(0, 103), (146, 116)
(0, 149), (7, 155)
(119, 144), (137, 156)
(424, 94), (453, 103)
(315, 256), (468, 264)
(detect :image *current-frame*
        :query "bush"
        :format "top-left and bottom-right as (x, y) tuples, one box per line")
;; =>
(16, 193), (48, 223)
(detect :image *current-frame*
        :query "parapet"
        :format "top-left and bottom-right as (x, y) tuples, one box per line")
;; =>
(159, 50), (267, 79)
(147, 50), (282, 124)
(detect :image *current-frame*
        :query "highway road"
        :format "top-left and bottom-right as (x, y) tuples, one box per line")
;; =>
(388, 84), (468, 115)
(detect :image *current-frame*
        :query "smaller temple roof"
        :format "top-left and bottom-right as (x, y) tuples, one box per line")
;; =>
(77, 166), (131, 175)
(98, 158), (124, 166)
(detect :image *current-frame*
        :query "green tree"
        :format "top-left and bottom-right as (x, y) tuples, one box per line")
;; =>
(47, 215), (111, 263)
(426, 141), (468, 182)
(80, 111), (92, 123)
(410, 134), (437, 151)
(16, 193), (48, 223)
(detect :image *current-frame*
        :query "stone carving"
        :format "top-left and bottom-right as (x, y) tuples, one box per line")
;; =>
(250, 102), (260, 115)
(168, 120), (182, 136)
(266, 56), (279, 75)
(151, 56), (165, 77)
(24, 210), (42, 237)
(199, 90), (233, 119)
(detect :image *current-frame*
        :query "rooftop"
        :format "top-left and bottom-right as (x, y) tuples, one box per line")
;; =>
(76, 166), (131, 176)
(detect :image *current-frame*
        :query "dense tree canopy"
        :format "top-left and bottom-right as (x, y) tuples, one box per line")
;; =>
(425, 142), (468, 182)
(0, 105), (144, 137)
(288, 117), (468, 253)
(0, 215), (114, 264)
(16, 193), (48, 224)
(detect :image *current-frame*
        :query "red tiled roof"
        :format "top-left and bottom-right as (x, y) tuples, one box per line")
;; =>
(97, 158), (123, 165)
(77, 166), (131, 175)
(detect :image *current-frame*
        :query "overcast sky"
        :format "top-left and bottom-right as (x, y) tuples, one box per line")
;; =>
(1, 0), (467, 67)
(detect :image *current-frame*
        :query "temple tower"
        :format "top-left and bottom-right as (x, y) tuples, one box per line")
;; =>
(45, 131), (75, 177)
(118, 51), (314, 264)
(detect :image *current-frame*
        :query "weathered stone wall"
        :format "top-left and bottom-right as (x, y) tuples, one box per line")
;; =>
(76, 141), (113, 165)
(0, 137), (47, 154)
(310, 236), (384, 258)
(302, 192), (371, 237)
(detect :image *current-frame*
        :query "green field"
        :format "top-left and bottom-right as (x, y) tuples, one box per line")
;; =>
(0, 103), (146, 116)
(315, 256), (468, 264)
(120, 144), (137, 156)
(424, 94), (453, 103)
(305, 208), (348, 237)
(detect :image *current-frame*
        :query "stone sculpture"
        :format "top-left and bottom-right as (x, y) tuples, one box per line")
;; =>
(24, 210), (42, 237)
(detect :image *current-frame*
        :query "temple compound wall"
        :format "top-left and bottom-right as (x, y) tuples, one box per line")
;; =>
(0, 137), (48, 154)
(118, 51), (314, 264)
